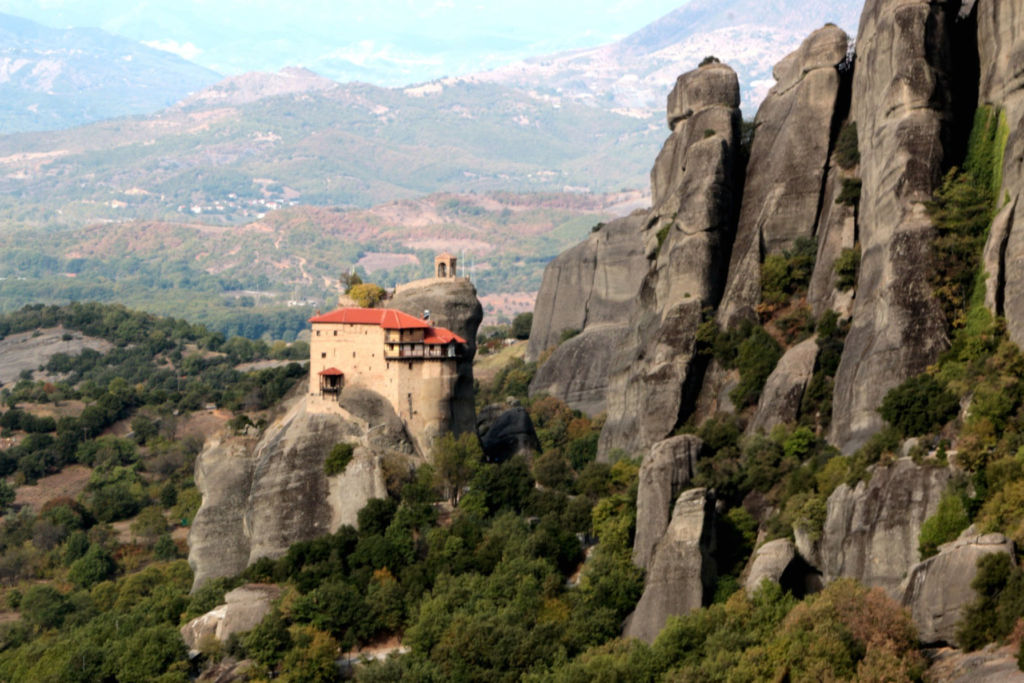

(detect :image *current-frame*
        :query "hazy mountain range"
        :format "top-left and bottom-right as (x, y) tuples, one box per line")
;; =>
(0, 0), (863, 134)
(0, 12), (219, 133)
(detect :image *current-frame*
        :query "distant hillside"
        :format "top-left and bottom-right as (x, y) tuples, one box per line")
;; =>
(0, 79), (663, 224)
(0, 191), (638, 335)
(0, 12), (221, 133)
(465, 0), (863, 112)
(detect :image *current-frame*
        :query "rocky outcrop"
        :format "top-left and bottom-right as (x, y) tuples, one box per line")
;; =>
(180, 584), (281, 653)
(390, 278), (483, 438)
(599, 63), (741, 459)
(623, 488), (716, 644)
(718, 26), (850, 326)
(528, 325), (630, 416)
(632, 435), (703, 570)
(901, 527), (1016, 646)
(527, 212), (648, 364)
(189, 395), (396, 591)
(816, 458), (950, 596)
(480, 407), (539, 463)
(744, 538), (822, 598)
(747, 337), (819, 434)
(828, 0), (953, 453)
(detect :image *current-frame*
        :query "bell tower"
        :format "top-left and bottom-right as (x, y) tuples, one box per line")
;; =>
(435, 252), (457, 279)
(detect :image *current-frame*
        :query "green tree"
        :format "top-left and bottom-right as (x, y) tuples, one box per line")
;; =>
(879, 374), (960, 437)
(132, 505), (168, 546)
(919, 491), (971, 559)
(512, 313), (533, 340)
(432, 433), (483, 505)
(0, 480), (14, 515)
(68, 544), (115, 588)
(154, 534), (179, 561)
(348, 283), (386, 308)
(20, 585), (70, 630)
(244, 608), (294, 667)
(115, 624), (188, 683)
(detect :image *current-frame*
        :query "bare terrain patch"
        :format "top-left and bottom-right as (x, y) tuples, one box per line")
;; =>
(13, 465), (92, 514)
(480, 292), (538, 325)
(0, 328), (113, 386)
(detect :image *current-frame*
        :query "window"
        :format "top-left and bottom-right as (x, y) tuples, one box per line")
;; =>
(321, 353), (326, 359)
(316, 330), (321, 336)
(334, 330), (337, 336)
(408, 363), (413, 370)
(353, 352), (356, 358)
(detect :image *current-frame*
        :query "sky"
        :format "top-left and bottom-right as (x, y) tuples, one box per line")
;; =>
(0, 0), (694, 84)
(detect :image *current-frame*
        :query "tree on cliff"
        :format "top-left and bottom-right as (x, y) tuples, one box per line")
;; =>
(431, 432), (481, 505)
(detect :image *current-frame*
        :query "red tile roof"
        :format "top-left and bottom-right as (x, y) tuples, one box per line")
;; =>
(424, 327), (467, 345)
(318, 368), (344, 376)
(309, 308), (465, 345)
(309, 308), (431, 330)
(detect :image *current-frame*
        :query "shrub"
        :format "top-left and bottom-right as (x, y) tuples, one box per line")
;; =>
(835, 178), (862, 206)
(431, 432), (482, 505)
(154, 534), (178, 561)
(325, 443), (355, 477)
(559, 328), (581, 344)
(729, 326), (783, 407)
(835, 123), (860, 169)
(834, 245), (861, 291)
(918, 490), (970, 558)
(115, 624), (188, 683)
(699, 56), (720, 66)
(878, 374), (960, 437)
(533, 451), (573, 492)
(0, 481), (14, 515)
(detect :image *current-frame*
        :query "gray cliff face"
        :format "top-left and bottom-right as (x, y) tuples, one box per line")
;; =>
(806, 161), (858, 318)
(901, 527), (1016, 646)
(526, 212), (648, 364)
(599, 63), (740, 459)
(828, 0), (953, 453)
(390, 278), (483, 437)
(632, 435), (703, 571)
(817, 458), (950, 596)
(718, 26), (850, 327)
(479, 406), (540, 463)
(623, 488), (716, 644)
(188, 396), (391, 591)
(527, 212), (649, 414)
(978, 0), (1024, 348)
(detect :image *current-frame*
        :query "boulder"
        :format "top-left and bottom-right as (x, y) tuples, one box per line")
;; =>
(718, 25), (850, 326)
(633, 435), (703, 570)
(623, 488), (716, 644)
(818, 458), (950, 596)
(829, 0), (953, 453)
(747, 337), (819, 435)
(743, 538), (822, 598)
(480, 407), (539, 463)
(188, 396), (394, 591)
(390, 277), (484, 438)
(181, 584), (282, 652)
(901, 527), (1016, 646)
(600, 64), (741, 459)
(667, 62), (741, 130)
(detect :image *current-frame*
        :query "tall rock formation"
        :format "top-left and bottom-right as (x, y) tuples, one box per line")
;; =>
(390, 278), (483, 438)
(188, 394), (395, 591)
(828, 0), (953, 453)
(599, 63), (741, 458)
(717, 26), (851, 327)
(527, 212), (649, 415)
(623, 488), (716, 644)
(632, 435), (703, 570)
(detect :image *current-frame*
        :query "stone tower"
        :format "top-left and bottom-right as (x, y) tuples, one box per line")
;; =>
(435, 253), (457, 279)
